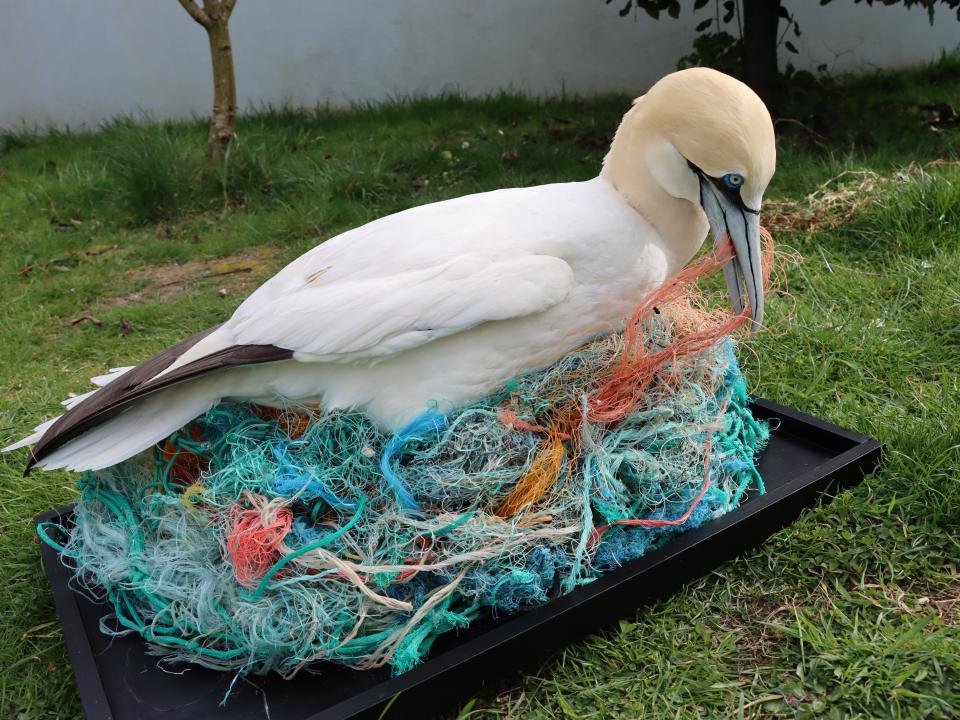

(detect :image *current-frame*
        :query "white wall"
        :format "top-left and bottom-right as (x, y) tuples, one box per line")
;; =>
(1, 1), (957, 130)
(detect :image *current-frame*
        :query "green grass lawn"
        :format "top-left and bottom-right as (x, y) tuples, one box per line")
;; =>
(1, 57), (959, 719)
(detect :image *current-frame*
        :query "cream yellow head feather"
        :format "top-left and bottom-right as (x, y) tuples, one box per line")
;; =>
(603, 68), (776, 330)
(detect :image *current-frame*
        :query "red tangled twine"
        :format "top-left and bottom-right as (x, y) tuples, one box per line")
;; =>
(588, 229), (774, 426)
(226, 497), (293, 587)
(161, 425), (207, 485)
(497, 409), (553, 436)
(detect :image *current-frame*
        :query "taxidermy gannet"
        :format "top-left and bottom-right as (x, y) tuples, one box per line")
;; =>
(7, 68), (775, 473)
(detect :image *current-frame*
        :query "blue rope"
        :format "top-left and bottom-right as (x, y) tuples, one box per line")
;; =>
(379, 411), (448, 510)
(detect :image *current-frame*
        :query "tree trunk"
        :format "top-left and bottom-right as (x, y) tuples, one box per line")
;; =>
(741, 0), (781, 109)
(177, 0), (238, 160)
(206, 17), (237, 160)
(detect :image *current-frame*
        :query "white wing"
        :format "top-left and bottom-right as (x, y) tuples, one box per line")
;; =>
(163, 180), (641, 375)
(227, 253), (574, 362)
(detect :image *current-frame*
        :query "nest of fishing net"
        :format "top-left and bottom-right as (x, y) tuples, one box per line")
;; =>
(40, 239), (774, 678)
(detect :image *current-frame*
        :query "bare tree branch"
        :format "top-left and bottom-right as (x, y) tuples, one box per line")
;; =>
(222, 0), (238, 18)
(177, 0), (212, 29)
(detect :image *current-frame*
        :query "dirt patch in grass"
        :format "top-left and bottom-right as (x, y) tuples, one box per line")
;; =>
(99, 247), (278, 308)
(930, 579), (960, 626)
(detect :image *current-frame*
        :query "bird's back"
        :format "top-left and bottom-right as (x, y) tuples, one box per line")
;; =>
(234, 177), (652, 314)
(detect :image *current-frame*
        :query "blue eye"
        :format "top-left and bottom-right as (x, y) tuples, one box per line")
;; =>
(723, 173), (745, 190)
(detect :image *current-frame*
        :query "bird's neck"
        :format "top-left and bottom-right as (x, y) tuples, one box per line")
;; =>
(600, 114), (708, 274)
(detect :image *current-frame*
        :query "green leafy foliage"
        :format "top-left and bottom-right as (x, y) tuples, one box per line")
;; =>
(678, 30), (743, 77)
(609, 0), (960, 108)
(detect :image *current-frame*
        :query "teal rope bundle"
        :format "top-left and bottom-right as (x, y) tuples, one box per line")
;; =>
(40, 313), (768, 677)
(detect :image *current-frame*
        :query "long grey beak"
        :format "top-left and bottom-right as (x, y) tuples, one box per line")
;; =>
(698, 179), (765, 332)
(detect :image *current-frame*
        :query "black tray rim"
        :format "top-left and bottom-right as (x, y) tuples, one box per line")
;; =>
(34, 398), (882, 720)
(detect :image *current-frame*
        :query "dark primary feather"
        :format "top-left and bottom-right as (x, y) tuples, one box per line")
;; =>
(26, 325), (293, 473)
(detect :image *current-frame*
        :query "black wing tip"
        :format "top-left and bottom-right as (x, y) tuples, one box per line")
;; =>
(24, 339), (293, 475)
(23, 451), (38, 476)
(21, 325), (228, 474)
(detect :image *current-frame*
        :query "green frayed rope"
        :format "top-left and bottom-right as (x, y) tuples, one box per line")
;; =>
(39, 319), (768, 677)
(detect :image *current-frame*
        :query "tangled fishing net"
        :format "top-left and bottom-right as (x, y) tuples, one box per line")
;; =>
(39, 235), (774, 678)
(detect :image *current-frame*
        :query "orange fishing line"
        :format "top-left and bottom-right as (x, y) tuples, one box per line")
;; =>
(588, 230), (773, 426)
(497, 409), (551, 435)
(494, 229), (774, 519)
(494, 433), (568, 518)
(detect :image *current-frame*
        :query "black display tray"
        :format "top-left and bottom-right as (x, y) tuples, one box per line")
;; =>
(36, 399), (880, 720)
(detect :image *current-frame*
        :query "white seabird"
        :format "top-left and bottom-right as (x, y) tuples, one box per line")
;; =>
(6, 68), (775, 473)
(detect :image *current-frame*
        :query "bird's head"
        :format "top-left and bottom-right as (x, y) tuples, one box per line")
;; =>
(603, 67), (775, 331)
